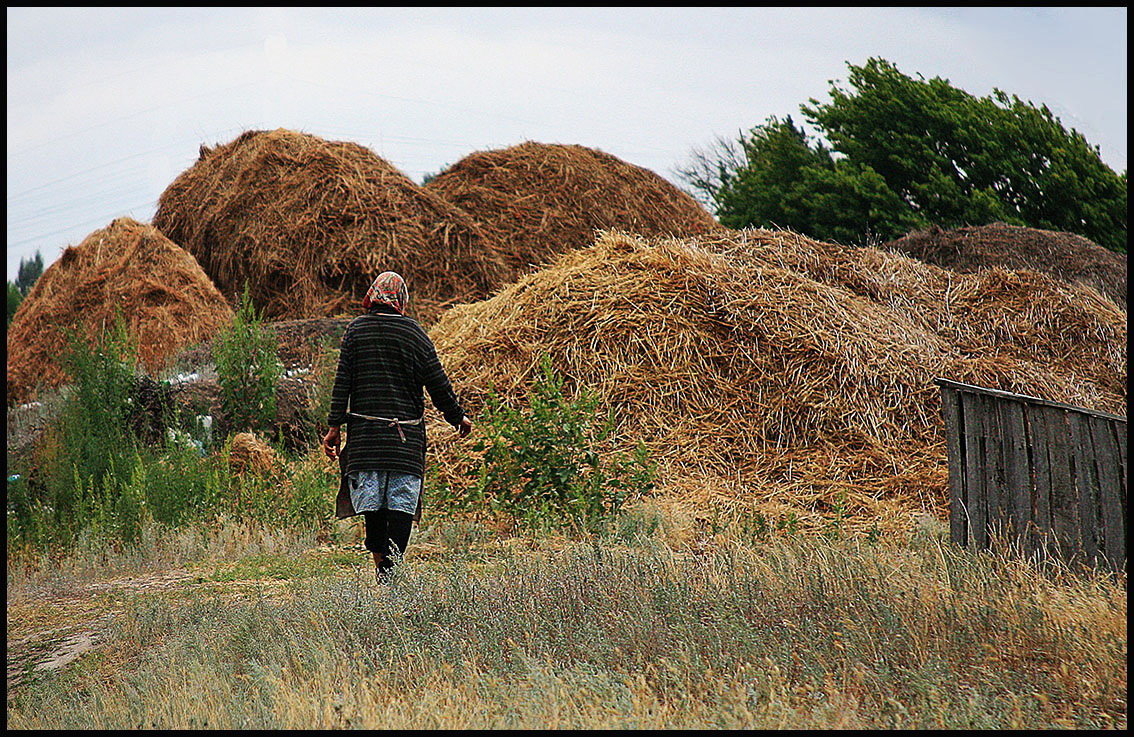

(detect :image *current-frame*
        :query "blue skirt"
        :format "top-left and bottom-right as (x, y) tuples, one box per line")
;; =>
(347, 470), (423, 516)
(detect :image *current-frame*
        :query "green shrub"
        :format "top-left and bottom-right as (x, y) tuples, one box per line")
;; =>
(18, 317), (143, 546)
(303, 338), (340, 444)
(7, 281), (23, 325)
(213, 287), (282, 437)
(139, 435), (222, 527)
(464, 354), (655, 533)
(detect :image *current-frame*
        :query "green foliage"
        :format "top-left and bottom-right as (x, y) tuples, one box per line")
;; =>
(15, 251), (44, 294)
(7, 281), (23, 325)
(714, 116), (923, 245)
(7, 251), (41, 324)
(6, 311), (330, 552)
(305, 338), (340, 441)
(213, 286), (283, 436)
(462, 355), (655, 533)
(10, 317), (141, 547)
(691, 57), (1127, 252)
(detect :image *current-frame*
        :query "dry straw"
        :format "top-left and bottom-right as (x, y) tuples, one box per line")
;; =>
(422, 229), (1126, 536)
(884, 222), (1127, 309)
(6, 217), (234, 406)
(152, 128), (509, 324)
(227, 432), (282, 476)
(424, 141), (723, 282)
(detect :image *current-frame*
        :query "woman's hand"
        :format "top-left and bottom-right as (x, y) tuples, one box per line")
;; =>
(322, 426), (341, 460)
(457, 416), (473, 438)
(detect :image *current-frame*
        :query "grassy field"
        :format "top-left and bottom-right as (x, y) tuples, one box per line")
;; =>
(6, 508), (1126, 730)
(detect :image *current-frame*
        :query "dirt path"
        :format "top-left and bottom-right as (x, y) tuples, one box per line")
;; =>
(5, 564), (308, 695)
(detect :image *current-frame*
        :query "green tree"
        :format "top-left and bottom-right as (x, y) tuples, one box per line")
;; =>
(687, 58), (1127, 252)
(713, 116), (922, 245)
(15, 251), (44, 295)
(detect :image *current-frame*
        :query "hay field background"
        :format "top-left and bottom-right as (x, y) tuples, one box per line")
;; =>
(5, 128), (1127, 729)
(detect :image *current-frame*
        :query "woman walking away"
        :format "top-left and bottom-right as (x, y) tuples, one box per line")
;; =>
(322, 271), (472, 583)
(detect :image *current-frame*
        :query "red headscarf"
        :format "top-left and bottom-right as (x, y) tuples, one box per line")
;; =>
(362, 271), (409, 314)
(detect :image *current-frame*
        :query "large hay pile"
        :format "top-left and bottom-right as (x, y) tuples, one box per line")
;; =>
(152, 128), (508, 323)
(423, 230), (1125, 536)
(715, 228), (1127, 415)
(6, 217), (234, 405)
(424, 141), (722, 280)
(884, 223), (1127, 308)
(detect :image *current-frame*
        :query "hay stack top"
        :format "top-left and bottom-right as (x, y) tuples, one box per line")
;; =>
(424, 141), (722, 280)
(153, 128), (507, 323)
(6, 217), (234, 405)
(884, 222), (1127, 308)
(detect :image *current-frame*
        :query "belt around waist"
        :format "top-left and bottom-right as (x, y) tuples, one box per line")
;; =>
(347, 412), (424, 442)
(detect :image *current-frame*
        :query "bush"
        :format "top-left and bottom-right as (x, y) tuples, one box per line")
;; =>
(213, 286), (283, 437)
(10, 317), (142, 547)
(463, 354), (655, 533)
(7, 281), (23, 325)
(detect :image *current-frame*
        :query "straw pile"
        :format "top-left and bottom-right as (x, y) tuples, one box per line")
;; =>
(884, 223), (1127, 308)
(422, 229), (1126, 536)
(714, 228), (1127, 416)
(152, 128), (508, 323)
(424, 141), (722, 280)
(228, 432), (281, 476)
(6, 217), (234, 405)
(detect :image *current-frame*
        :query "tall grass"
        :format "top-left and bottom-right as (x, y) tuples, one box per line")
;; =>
(6, 517), (1125, 730)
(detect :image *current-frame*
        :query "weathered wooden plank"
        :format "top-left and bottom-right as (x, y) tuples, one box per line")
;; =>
(983, 392), (1007, 550)
(1000, 399), (1032, 558)
(961, 390), (987, 550)
(1116, 420), (1127, 520)
(1089, 416), (1124, 571)
(1044, 407), (1079, 564)
(934, 378), (1126, 422)
(1027, 405), (1054, 558)
(940, 386), (967, 547)
(1070, 412), (1100, 567)
(939, 380), (1125, 572)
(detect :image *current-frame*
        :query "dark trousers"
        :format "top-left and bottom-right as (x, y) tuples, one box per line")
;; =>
(363, 509), (414, 568)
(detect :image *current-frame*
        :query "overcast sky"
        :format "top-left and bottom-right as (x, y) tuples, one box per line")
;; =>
(6, 7), (1127, 281)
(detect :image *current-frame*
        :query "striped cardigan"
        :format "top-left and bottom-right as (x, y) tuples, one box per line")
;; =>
(328, 304), (465, 497)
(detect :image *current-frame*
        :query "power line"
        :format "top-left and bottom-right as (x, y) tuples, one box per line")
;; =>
(7, 200), (159, 250)
(6, 80), (262, 161)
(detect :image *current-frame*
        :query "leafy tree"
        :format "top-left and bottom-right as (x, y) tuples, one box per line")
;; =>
(712, 116), (922, 245)
(15, 251), (44, 295)
(686, 58), (1127, 252)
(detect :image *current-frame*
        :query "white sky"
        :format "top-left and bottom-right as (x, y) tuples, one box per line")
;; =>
(6, 7), (1128, 280)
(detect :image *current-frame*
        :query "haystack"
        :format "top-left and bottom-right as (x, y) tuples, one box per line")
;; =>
(423, 141), (722, 280)
(152, 128), (508, 323)
(715, 228), (1127, 415)
(422, 230), (1125, 537)
(6, 218), (234, 405)
(884, 223), (1127, 308)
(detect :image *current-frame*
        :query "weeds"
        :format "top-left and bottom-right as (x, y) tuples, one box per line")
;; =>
(213, 285), (283, 437)
(459, 354), (655, 533)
